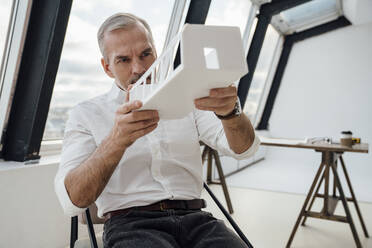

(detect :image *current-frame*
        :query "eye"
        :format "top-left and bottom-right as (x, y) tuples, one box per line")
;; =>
(141, 51), (152, 58)
(115, 57), (130, 64)
(120, 57), (129, 63)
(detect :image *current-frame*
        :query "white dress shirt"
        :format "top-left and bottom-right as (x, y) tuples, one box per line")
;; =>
(55, 83), (260, 218)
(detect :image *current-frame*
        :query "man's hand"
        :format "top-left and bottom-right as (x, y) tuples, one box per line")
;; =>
(103, 90), (159, 166)
(65, 91), (159, 208)
(109, 92), (159, 151)
(194, 85), (237, 116)
(194, 85), (256, 155)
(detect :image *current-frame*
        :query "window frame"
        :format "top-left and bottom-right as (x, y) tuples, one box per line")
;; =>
(252, 33), (284, 128)
(0, 0), (33, 155)
(1, 0), (73, 162)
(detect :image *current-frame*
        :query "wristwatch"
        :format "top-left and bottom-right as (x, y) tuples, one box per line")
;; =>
(215, 99), (242, 120)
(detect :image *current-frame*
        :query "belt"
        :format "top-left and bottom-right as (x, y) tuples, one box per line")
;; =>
(104, 199), (206, 222)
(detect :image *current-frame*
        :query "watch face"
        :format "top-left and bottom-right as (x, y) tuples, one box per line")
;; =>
(235, 99), (242, 115)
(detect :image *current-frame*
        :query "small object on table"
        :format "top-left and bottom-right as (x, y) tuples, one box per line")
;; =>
(353, 137), (361, 144)
(340, 130), (353, 147)
(306, 137), (332, 144)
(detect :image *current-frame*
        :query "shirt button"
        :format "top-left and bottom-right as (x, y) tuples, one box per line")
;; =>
(153, 170), (160, 177)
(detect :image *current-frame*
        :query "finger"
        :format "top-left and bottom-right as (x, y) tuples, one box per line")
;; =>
(117, 100), (143, 114)
(194, 105), (218, 112)
(116, 116), (159, 134)
(128, 123), (158, 141)
(125, 110), (159, 123)
(194, 96), (236, 108)
(209, 86), (237, 98)
(126, 117), (159, 132)
(196, 105), (233, 116)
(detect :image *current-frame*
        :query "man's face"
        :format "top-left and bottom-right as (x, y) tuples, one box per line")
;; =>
(101, 24), (156, 90)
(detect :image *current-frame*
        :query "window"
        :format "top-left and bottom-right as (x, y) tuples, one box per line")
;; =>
(43, 0), (175, 140)
(0, 0), (32, 152)
(0, 0), (13, 92)
(0, 0), (13, 66)
(243, 25), (281, 124)
(205, 0), (251, 36)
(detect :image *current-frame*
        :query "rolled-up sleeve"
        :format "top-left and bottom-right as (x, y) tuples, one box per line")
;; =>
(194, 109), (260, 160)
(54, 106), (97, 217)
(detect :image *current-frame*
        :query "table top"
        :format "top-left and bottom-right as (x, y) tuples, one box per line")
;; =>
(259, 136), (369, 153)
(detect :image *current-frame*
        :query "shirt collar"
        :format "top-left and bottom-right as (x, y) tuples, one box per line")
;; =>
(108, 81), (127, 103)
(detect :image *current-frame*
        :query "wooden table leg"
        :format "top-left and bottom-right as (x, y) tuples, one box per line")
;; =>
(340, 156), (369, 238)
(302, 167), (326, 226)
(324, 163), (330, 215)
(330, 157), (362, 248)
(286, 162), (326, 248)
(333, 160), (337, 197)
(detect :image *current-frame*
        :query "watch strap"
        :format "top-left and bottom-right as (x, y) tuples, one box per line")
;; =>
(215, 99), (242, 120)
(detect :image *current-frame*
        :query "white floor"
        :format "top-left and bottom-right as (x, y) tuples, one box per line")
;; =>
(202, 185), (372, 248)
(76, 185), (372, 248)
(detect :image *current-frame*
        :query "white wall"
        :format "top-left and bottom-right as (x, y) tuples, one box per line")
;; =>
(343, 0), (372, 26)
(267, 21), (372, 201)
(0, 164), (70, 248)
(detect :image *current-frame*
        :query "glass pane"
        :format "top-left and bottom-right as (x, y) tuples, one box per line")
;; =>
(0, 0), (13, 76)
(43, 0), (174, 140)
(205, 0), (251, 36)
(243, 25), (280, 121)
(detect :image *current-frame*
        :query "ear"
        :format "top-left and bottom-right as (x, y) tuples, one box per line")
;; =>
(101, 57), (115, 78)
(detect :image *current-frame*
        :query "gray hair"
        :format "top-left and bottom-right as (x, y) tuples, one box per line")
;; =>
(97, 13), (155, 62)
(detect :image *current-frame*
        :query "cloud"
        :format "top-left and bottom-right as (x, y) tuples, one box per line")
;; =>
(57, 58), (103, 76)
(51, 75), (112, 107)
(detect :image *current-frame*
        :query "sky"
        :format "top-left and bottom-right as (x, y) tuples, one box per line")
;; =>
(0, 0), (279, 125)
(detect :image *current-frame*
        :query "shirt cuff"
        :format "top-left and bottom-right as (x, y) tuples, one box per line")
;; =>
(54, 174), (86, 217)
(220, 133), (260, 160)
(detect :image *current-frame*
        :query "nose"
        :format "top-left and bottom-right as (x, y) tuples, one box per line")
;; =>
(131, 58), (146, 76)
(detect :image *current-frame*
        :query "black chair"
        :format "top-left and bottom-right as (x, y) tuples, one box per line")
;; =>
(201, 143), (234, 214)
(70, 183), (253, 248)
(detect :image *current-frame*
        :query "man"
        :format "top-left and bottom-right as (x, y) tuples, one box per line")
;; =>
(55, 13), (260, 248)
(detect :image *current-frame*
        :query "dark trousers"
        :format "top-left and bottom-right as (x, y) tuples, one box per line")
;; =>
(103, 209), (247, 248)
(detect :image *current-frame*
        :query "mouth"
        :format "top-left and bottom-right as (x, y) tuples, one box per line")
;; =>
(131, 75), (152, 85)
(145, 75), (152, 84)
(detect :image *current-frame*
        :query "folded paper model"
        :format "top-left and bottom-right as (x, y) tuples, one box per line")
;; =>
(130, 24), (248, 119)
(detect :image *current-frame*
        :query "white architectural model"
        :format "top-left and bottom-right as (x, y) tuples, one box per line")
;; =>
(130, 24), (248, 119)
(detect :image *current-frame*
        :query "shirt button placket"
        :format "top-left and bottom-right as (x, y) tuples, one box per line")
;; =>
(148, 123), (163, 182)
(149, 121), (173, 197)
